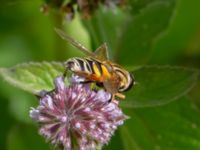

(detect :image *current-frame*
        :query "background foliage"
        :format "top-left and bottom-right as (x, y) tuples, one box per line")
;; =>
(0, 0), (200, 149)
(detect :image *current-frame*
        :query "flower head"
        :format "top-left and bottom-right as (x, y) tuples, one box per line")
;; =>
(30, 76), (128, 150)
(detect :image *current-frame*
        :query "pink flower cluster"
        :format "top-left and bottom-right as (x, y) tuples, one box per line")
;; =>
(30, 76), (128, 150)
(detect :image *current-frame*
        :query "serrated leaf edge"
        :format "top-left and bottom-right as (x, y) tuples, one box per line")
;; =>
(0, 61), (64, 94)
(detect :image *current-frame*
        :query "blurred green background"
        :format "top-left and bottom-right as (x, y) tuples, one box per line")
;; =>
(0, 0), (200, 149)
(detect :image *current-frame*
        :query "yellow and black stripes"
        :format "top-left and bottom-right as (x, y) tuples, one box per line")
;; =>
(86, 58), (112, 80)
(65, 57), (134, 92)
(65, 57), (110, 81)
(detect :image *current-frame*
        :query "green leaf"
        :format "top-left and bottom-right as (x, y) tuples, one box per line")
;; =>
(119, 97), (200, 149)
(150, 0), (200, 64)
(104, 130), (124, 150)
(0, 97), (14, 150)
(9, 91), (36, 123)
(188, 76), (200, 109)
(83, 7), (126, 59)
(83, 0), (176, 64)
(129, 0), (163, 14)
(7, 124), (49, 150)
(121, 66), (198, 108)
(118, 0), (176, 65)
(0, 62), (64, 94)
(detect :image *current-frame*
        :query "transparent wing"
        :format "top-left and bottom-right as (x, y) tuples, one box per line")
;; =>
(94, 43), (109, 60)
(103, 73), (120, 94)
(55, 28), (95, 57)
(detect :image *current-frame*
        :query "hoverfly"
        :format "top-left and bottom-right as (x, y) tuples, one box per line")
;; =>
(55, 28), (134, 101)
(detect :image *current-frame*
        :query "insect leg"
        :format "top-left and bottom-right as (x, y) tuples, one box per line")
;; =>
(115, 93), (125, 99)
(108, 94), (113, 102)
(108, 93), (125, 102)
(79, 80), (93, 84)
(109, 94), (119, 105)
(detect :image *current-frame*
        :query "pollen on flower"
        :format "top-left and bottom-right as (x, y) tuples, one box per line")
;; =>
(30, 75), (128, 150)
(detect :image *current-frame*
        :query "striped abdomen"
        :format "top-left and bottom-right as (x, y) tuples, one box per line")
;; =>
(65, 57), (134, 92)
(65, 57), (111, 82)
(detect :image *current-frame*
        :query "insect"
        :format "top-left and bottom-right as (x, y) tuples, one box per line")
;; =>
(55, 28), (134, 101)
